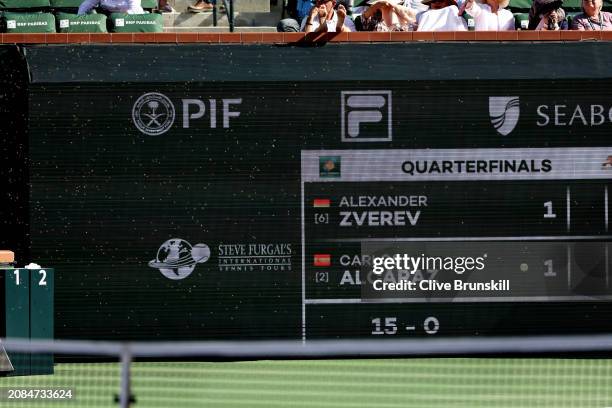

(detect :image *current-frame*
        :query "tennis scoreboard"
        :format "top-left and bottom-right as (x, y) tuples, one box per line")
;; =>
(302, 148), (611, 339)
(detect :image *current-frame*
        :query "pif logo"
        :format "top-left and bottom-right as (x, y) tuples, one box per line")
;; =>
(132, 93), (242, 136)
(341, 90), (392, 142)
(132, 92), (176, 136)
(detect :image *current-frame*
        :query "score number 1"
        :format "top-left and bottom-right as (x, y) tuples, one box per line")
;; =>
(543, 201), (557, 219)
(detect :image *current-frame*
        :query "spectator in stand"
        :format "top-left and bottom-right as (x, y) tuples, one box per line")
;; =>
(296, 0), (316, 23)
(571, 0), (612, 30)
(360, 0), (417, 31)
(188, 0), (215, 12)
(528, 0), (568, 30)
(459, 0), (514, 30)
(534, 8), (567, 29)
(78, 0), (144, 14)
(278, 0), (315, 31)
(302, 0), (356, 31)
(417, 0), (467, 30)
(278, 0), (355, 32)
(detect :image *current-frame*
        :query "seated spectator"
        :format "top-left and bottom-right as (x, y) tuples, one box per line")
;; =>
(460, 0), (514, 30)
(417, 0), (467, 31)
(534, 8), (567, 29)
(302, 0), (356, 31)
(528, 0), (568, 30)
(78, 0), (145, 14)
(571, 0), (612, 30)
(278, 0), (315, 31)
(296, 0), (316, 22)
(279, 0), (356, 32)
(361, 0), (417, 31)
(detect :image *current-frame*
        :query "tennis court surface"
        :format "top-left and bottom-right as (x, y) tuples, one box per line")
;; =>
(3, 358), (612, 408)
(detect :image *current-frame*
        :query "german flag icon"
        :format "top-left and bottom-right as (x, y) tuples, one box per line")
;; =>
(313, 198), (331, 208)
(314, 254), (331, 267)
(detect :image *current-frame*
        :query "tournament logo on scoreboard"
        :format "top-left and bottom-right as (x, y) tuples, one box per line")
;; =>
(489, 96), (520, 136)
(132, 92), (176, 136)
(319, 156), (341, 178)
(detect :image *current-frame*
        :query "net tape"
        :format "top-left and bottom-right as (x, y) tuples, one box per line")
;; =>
(3, 334), (612, 359)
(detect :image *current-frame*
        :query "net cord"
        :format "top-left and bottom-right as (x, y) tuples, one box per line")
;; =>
(3, 334), (612, 359)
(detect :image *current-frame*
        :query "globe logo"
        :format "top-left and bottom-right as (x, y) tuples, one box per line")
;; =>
(132, 92), (175, 136)
(148, 238), (210, 280)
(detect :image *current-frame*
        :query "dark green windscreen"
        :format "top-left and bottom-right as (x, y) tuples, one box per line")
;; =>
(14, 44), (612, 340)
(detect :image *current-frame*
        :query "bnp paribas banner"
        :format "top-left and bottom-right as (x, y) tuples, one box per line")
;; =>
(22, 44), (612, 341)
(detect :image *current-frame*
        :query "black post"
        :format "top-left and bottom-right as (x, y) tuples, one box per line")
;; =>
(213, 0), (218, 26)
(223, 0), (234, 32)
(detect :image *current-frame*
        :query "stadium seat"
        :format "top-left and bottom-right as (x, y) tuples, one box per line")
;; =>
(1, 11), (56, 32)
(507, 0), (530, 12)
(353, 14), (363, 31)
(141, 0), (158, 9)
(509, 0), (612, 13)
(565, 11), (582, 27)
(56, 11), (107, 32)
(49, 0), (81, 7)
(513, 12), (529, 30)
(559, 0), (589, 11)
(0, 0), (50, 9)
(109, 12), (163, 32)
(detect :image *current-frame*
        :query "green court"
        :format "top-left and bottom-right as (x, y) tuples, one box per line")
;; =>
(3, 358), (612, 408)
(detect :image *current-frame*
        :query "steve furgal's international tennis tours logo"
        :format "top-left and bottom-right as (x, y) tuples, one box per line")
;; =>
(149, 238), (210, 280)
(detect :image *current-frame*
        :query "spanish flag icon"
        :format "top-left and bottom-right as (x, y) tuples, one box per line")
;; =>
(314, 254), (331, 267)
(313, 198), (331, 208)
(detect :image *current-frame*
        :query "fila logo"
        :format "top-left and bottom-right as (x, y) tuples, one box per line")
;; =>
(341, 91), (392, 142)
(489, 96), (520, 136)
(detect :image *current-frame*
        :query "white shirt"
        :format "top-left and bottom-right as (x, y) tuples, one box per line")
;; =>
(406, 0), (429, 13)
(78, 0), (144, 15)
(300, 10), (357, 32)
(417, 6), (467, 31)
(467, 2), (515, 31)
